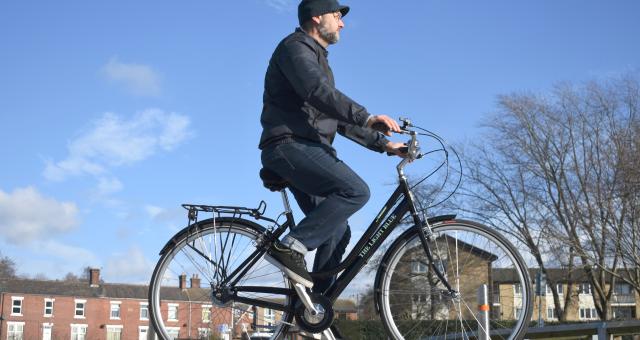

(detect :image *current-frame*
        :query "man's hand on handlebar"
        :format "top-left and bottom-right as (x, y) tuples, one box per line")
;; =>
(385, 141), (409, 158)
(368, 115), (401, 136)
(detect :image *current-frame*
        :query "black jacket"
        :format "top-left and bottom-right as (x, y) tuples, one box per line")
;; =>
(259, 28), (388, 152)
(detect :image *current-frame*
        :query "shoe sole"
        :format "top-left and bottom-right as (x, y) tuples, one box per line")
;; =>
(265, 254), (314, 288)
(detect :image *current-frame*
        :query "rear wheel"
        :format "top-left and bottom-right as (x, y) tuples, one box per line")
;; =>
(149, 217), (293, 340)
(376, 219), (532, 340)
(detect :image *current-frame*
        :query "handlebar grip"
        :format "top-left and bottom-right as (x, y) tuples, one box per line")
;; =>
(371, 122), (390, 133)
(387, 146), (409, 156)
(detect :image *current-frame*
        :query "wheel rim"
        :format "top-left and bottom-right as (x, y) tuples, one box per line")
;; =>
(380, 223), (531, 340)
(149, 221), (292, 340)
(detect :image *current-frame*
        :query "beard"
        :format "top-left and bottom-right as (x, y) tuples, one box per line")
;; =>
(318, 23), (340, 44)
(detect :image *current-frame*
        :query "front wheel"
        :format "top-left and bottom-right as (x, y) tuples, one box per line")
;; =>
(375, 219), (532, 340)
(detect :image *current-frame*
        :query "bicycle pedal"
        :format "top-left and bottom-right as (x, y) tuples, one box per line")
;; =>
(293, 282), (319, 315)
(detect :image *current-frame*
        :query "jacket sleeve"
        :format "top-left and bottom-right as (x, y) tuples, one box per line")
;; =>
(277, 39), (371, 127)
(337, 121), (389, 153)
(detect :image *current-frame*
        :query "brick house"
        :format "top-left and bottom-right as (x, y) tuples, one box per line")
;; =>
(0, 269), (238, 340)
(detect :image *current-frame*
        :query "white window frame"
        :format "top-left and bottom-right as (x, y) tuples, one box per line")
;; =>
(198, 328), (212, 338)
(579, 283), (592, 295)
(168, 303), (179, 321)
(513, 283), (522, 296)
(42, 322), (54, 340)
(579, 307), (598, 320)
(514, 307), (522, 319)
(11, 296), (24, 316)
(140, 302), (149, 320)
(7, 321), (25, 340)
(74, 299), (87, 319)
(166, 327), (180, 339)
(202, 304), (212, 323)
(547, 307), (558, 320)
(138, 326), (150, 340)
(70, 323), (88, 340)
(106, 325), (123, 340)
(44, 298), (55, 317)
(110, 301), (122, 320)
(545, 283), (564, 295)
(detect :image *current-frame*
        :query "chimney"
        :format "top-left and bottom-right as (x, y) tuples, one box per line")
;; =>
(179, 273), (187, 290)
(190, 274), (201, 288)
(89, 268), (100, 287)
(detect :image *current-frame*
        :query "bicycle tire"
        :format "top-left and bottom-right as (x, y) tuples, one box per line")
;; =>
(148, 217), (293, 340)
(375, 219), (532, 340)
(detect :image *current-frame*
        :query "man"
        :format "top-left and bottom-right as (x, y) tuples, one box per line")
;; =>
(259, 0), (405, 293)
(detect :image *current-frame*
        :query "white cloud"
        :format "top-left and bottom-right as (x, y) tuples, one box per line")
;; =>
(37, 240), (97, 263)
(103, 246), (153, 283)
(96, 177), (123, 196)
(43, 109), (192, 183)
(265, 0), (296, 12)
(0, 187), (79, 244)
(145, 205), (164, 219)
(102, 57), (162, 96)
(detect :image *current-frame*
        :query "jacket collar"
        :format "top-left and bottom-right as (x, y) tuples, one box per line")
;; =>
(296, 27), (329, 57)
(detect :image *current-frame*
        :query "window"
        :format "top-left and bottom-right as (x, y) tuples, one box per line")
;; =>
(513, 283), (522, 295)
(7, 322), (24, 340)
(198, 328), (212, 339)
(613, 306), (636, 319)
(411, 260), (428, 273)
(545, 283), (564, 295)
(110, 301), (121, 319)
(140, 302), (149, 320)
(168, 303), (179, 321)
(167, 327), (180, 340)
(579, 307), (598, 320)
(202, 305), (211, 323)
(42, 323), (53, 340)
(614, 283), (632, 295)
(70, 324), (87, 340)
(106, 326), (123, 340)
(514, 307), (522, 319)
(579, 283), (592, 294)
(547, 307), (558, 319)
(75, 300), (86, 318)
(11, 297), (24, 316)
(44, 298), (54, 317)
(139, 326), (149, 340)
(265, 308), (275, 326)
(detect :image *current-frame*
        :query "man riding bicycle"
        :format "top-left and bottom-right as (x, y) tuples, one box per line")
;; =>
(259, 0), (406, 294)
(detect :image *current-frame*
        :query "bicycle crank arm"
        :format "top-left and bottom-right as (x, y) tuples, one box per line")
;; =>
(294, 282), (319, 316)
(322, 329), (337, 340)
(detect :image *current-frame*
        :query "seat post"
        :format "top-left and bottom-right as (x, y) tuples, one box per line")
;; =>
(280, 189), (292, 213)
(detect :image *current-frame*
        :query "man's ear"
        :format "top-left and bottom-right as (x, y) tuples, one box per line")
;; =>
(311, 15), (322, 25)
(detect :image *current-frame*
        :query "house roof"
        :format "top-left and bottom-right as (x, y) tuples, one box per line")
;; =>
(0, 278), (209, 303)
(0, 278), (359, 310)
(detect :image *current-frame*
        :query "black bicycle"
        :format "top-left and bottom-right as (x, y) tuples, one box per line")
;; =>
(148, 119), (533, 340)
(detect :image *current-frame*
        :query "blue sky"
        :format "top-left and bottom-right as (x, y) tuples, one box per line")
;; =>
(1, 0), (639, 296)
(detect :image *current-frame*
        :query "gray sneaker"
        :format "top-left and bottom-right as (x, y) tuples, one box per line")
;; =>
(265, 241), (314, 288)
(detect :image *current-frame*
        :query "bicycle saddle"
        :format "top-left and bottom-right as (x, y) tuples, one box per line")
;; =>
(259, 167), (288, 191)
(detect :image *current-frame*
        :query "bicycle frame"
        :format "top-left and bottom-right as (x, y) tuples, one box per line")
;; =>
(211, 177), (454, 314)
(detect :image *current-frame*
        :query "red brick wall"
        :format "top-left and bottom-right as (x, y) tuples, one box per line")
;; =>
(0, 293), (231, 339)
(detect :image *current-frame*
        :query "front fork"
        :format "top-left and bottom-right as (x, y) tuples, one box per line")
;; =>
(402, 177), (458, 297)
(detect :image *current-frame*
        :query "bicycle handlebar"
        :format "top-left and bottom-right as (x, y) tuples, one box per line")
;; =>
(372, 118), (422, 161)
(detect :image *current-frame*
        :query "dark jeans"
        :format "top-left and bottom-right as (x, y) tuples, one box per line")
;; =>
(261, 140), (370, 293)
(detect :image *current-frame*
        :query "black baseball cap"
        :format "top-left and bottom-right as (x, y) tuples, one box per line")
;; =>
(298, 0), (350, 26)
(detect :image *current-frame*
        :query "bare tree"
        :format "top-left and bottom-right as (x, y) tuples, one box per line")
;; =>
(0, 251), (17, 279)
(456, 72), (640, 320)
